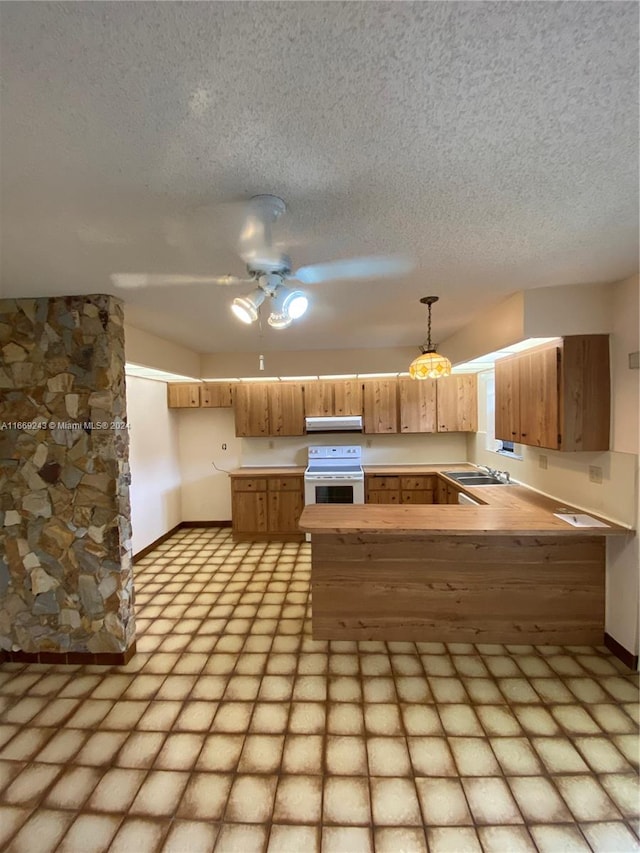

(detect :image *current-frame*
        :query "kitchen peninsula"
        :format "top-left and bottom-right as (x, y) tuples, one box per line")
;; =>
(300, 469), (631, 646)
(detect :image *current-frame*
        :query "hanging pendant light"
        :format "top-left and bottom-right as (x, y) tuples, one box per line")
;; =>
(409, 296), (452, 379)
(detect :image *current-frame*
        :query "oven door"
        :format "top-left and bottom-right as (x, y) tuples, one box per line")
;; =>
(304, 477), (365, 507)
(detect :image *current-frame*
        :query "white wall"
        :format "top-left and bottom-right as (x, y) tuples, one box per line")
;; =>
(177, 408), (242, 521)
(125, 323), (200, 377)
(609, 275), (639, 455)
(605, 275), (639, 661)
(126, 376), (182, 553)
(242, 433), (468, 468)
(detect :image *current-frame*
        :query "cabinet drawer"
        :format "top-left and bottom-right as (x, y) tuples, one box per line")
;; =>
(401, 490), (434, 504)
(366, 490), (400, 504)
(400, 476), (435, 490)
(366, 476), (400, 491)
(267, 477), (303, 492)
(232, 478), (267, 492)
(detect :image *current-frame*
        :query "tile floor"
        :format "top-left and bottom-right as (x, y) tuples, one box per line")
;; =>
(0, 527), (639, 852)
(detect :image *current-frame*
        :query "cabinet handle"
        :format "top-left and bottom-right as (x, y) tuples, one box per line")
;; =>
(521, 433), (527, 437)
(511, 432), (517, 436)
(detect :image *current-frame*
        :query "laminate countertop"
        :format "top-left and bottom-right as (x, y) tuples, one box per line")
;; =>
(299, 465), (631, 537)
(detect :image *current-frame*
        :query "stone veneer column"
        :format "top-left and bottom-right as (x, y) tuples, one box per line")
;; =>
(0, 295), (135, 656)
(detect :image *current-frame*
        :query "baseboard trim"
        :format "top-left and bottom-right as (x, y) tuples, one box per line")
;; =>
(0, 642), (137, 667)
(133, 521), (232, 561)
(604, 632), (639, 671)
(133, 524), (183, 561)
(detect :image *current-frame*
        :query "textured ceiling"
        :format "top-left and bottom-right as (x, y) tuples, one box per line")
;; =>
(1, 1), (638, 355)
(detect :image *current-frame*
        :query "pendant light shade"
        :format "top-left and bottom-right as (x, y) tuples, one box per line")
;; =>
(409, 296), (452, 379)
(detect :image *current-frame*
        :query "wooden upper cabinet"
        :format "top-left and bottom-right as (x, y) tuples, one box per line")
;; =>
(303, 382), (334, 417)
(436, 375), (478, 432)
(495, 358), (521, 442)
(234, 383), (270, 437)
(363, 379), (399, 434)
(269, 383), (305, 436)
(200, 382), (234, 408)
(334, 380), (363, 416)
(519, 348), (560, 449)
(494, 336), (610, 452)
(398, 377), (437, 433)
(167, 383), (200, 408)
(560, 335), (610, 452)
(303, 380), (363, 417)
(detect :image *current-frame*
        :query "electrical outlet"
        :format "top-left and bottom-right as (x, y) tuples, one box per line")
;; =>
(221, 443), (227, 451)
(538, 454), (547, 470)
(366, 439), (372, 448)
(268, 440), (274, 450)
(589, 465), (603, 484)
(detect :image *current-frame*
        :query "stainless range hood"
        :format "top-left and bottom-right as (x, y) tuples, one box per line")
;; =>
(305, 415), (363, 433)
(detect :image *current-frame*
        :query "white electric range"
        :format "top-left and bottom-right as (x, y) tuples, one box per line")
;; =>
(304, 445), (365, 507)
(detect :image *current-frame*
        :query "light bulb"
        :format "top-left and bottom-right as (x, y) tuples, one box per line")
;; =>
(268, 311), (293, 329)
(283, 290), (308, 319)
(231, 289), (265, 324)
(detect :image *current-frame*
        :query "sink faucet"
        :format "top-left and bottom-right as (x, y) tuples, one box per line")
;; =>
(498, 470), (511, 483)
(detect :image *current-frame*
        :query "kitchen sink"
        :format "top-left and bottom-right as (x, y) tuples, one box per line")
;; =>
(444, 471), (507, 486)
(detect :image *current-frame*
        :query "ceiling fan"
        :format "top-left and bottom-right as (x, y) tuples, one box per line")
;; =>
(111, 194), (414, 329)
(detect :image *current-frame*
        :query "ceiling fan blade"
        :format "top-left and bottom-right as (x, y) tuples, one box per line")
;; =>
(237, 195), (287, 266)
(291, 254), (414, 285)
(111, 273), (252, 289)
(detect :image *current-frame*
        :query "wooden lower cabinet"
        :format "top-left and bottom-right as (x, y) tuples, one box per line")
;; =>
(367, 474), (440, 505)
(268, 479), (304, 534)
(231, 480), (268, 535)
(232, 475), (304, 539)
(365, 476), (400, 504)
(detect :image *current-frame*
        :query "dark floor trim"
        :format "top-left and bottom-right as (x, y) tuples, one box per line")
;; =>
(605, 632), (639, 671)
(0, 641), (137, 667)
(133, 524), (182, 562)
(133, 521), (232, 561)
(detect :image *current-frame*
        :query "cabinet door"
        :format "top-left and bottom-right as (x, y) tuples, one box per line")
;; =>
(366, 476), (400, 503)
(436, 477), (448, 505)
(363, 379), (398, 434)
(401, 490), (434, 504)
(436, 375), (478, 432)
(519, 348), (560, 449)
(232, 491), (268, 534)
(446, 484), (460, 504)
(366, 489), (400, 504)
(304, 382), (333, 417)
(334, 380), (363, 416)
(269, 383), (305, 436)
(398, 378), (436, 433)
(268, 489), (304, 533)
(201, 383), (233, 408)
(234, 384), (270, 436)
(494, 358), (520, 442)
(167, 384), (200, 408)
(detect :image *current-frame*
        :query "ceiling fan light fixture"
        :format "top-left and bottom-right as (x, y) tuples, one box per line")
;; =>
(267, 311), (293, 330)
(410, 295), (452, 380)
(282, 289), (308, 320)
(231, 289), (265, 324)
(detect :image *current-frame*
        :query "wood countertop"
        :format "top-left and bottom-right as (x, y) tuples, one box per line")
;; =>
(299, 503), (629, 536)
(300, 464), (631, 536)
